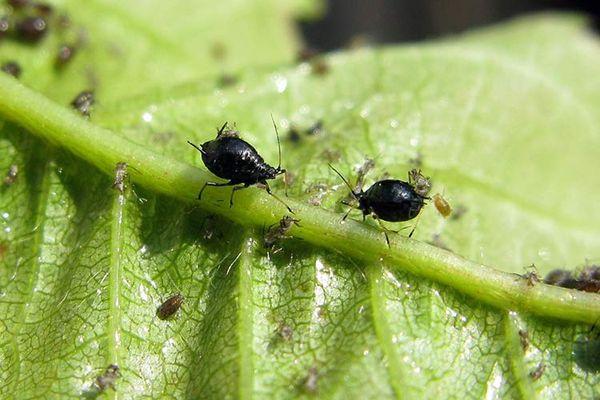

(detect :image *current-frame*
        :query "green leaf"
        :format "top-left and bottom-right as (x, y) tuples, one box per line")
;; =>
(1, 7), (599, 400)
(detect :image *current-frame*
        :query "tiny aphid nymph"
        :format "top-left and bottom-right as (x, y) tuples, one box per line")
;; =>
(433, 193), (452, 218)
(264, 215), (300, 250)
(94, 364), (120, 392)
(187, 118), (292, 213)
(156, 294), (184, 320)
(71, 90), (94, 116)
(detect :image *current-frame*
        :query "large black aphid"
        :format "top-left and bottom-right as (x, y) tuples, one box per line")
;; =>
(187, 120), (292, 212)
(330, 164), (429, 244)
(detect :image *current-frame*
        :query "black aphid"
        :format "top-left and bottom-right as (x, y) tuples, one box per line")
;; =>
(544, 268), (600, 293)
(94, 364), (120, 392)
(329, 164), (429, 245)
(156, 294), (184, 320)
(264, 215), (300, 250)
(71, 90), (94, 116)
(1, 61), (21, 78)
(187, 119), (292, 212)
(55, 44), (76, 67)
(15, 16), (47, 42)
(112, 162), (128, 194)
(3, 164), (19, 185)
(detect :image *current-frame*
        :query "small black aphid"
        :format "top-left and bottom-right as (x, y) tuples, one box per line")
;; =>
(94, 364), (120, 392)
(15, 16), (47, 42)
(112, 162), (128, 194)
(187, 119), (293, 213)
(264, 215), (300, 250)
(71, 90), (94, 116)
(529, 363), (545, 381)
(156, 294), (184, 320)
(329, 164), (429, 245)
(3, 164), (19, 185)
(218, 73), (237, 87)
(1, 61), (21, 78)
(544, 268), (600, 293)
(55, 44), (76, 67)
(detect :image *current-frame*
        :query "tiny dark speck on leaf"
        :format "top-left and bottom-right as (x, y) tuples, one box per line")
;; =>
(0, 242), (8, 260)
(1, 62), (22, 78)
(71, 90), (95, 117)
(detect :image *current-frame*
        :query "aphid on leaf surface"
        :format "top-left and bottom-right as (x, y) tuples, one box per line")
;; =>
(3, 164), (19, 185)
(187, 119), (293, 213)
(544, 268), (600, 293)
(112, 162), (128, 194)
(408, 168), (431, 197)
(329, 164), (429, 246)
(15, 16), (48, 42)
(518, 329), (529, 352)
(521, 264), (540, 286)
(529, 363), (545, 381)
(278, 323), (293, 341)
(94, 364), (120, 392)
(264, 215), (300, 250)
(433, 193), (452, 218)
(1, 61), (22, 78)
(55, 44), (77, 67)
(156, 294), (184, 320)
(301, 366), (319, 394)
(71, 90), (94, 116)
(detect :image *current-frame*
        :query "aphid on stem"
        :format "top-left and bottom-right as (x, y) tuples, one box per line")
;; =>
(329, 164), (429, 246)
(187, 117), (293, 213)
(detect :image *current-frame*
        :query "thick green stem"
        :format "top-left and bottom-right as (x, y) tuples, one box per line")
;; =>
(0, 73), (598, 324)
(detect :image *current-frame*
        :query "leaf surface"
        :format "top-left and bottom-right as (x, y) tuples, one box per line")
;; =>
(0, 5), (599, 399)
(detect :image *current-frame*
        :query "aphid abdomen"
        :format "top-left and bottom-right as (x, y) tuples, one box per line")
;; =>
(202, 137), (273, 182)
(363, 180), (424, 222)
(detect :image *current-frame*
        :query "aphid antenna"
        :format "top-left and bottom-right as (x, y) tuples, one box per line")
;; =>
(408, 210), (424, 239)
(328, 163), (359, 198)
(216, 122), (228, 137)
(187, 140), (206, 155)
(270, 114), (283, 171)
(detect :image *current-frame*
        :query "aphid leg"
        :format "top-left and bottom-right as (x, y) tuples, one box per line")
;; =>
(340, 200), (354, 221)
(408, 211), (424, 238)
(263, 181), (294, 214)
(230, 183), (251, 207)
(373, 216), (397, 248)
(198, 181), (235, 200)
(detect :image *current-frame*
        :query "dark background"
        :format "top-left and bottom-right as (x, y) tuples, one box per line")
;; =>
(300, 0), (599, 50)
